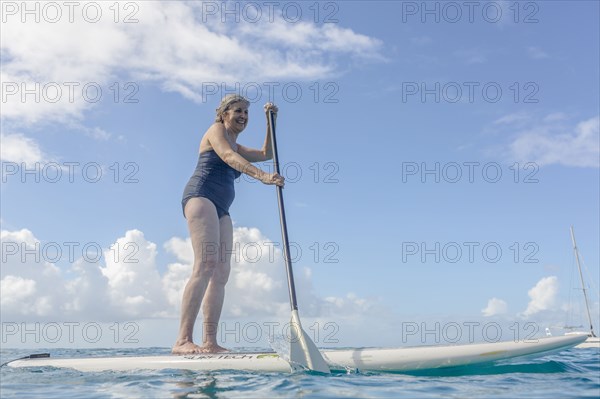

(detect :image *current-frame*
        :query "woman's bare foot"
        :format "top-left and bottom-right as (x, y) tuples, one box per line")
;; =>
(172, 340), (229, 354)
(172, 340), (204, 354)
(199, 344), (229, 353)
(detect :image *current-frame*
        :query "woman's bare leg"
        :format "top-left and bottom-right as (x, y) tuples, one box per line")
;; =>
(201, 214), (233, 352)
(172, 197), (220, 354)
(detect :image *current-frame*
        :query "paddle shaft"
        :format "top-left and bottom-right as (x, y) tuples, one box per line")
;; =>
(267, 111), (298, 311)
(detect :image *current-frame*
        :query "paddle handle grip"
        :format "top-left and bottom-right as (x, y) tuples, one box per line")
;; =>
(268, 110), (298, 311)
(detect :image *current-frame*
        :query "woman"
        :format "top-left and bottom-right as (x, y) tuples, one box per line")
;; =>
(173, 95), (285, 354)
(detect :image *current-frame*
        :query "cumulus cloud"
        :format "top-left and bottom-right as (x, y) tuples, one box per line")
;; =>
(482, 297), (508, 317)
(162, 226), (328, 319)
(521, 276), (559, 317)
(2, 2), (383, 125)
(100, 229), (167, 317)
(1, 226), (377, 323)
(1, 229), (64, 317)
(1, 276), (37, 308)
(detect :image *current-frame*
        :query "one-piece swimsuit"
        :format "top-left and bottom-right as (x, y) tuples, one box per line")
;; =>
(181, 150), (241, 218)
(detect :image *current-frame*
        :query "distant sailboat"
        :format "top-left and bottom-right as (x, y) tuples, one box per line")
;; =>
(564, 226), (599, 348)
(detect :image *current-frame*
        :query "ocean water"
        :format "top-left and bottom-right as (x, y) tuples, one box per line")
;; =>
(1, 347), (598, 399)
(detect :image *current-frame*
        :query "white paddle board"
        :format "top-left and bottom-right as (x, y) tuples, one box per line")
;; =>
(4, 335), (585, 373)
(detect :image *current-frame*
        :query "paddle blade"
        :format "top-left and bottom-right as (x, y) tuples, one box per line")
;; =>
(289, 310), (330, 373)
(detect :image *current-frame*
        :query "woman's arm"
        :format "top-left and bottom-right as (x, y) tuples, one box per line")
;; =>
(236, 104), (276, 162)
(206, 123), (282, 185)
(236, 141), (271, 162)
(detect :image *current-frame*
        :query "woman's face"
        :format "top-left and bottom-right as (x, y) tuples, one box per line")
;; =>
(223, 102), (249, 132)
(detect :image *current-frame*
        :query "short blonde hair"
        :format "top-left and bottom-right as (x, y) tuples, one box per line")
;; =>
(215, 94), (250, 123)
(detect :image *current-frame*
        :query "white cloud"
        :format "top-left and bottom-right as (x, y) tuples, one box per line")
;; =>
(0, 229), (65, 316)
(323, 292), (376, 315)
(509, 116), (599, 167)
(482, 297), (508, 316)
(161, 226), (291, 318)
(2, 2), (383, 125)
(62, 257), (112, 317)
(0, 229), (62, 281)
(100, 229), (167, 317)
(491, 114), (600, 168)
(0, 133), (47, 163)
(521, 276), (559, 317)
(1, 226), (377, 324)
(224, 226), (299, 318)
(0, 275), (37, 307)
(493, 112), (531, 126)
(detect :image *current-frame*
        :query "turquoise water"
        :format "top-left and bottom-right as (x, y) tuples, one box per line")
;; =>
(1, 347), (598, 398)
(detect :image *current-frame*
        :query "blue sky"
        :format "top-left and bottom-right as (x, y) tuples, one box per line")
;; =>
(1, 1), (598, 349)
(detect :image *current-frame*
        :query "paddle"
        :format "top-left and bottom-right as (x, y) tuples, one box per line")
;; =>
(267, 109), (331, 374)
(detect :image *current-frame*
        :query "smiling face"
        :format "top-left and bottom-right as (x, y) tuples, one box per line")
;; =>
(222, 102), (249, 133)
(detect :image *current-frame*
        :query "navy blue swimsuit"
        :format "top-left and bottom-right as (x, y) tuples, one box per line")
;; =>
(182, 150), (241, 219)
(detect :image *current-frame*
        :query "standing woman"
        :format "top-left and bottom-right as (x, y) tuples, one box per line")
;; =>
(173, 95), (284, 354)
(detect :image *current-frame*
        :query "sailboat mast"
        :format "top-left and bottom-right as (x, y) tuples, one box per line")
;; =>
(570, 226), (596, 337)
